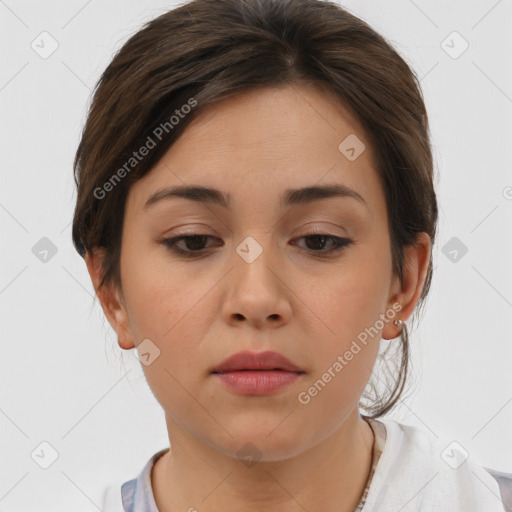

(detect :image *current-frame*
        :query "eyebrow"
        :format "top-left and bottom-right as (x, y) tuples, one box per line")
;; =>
(143, 183), (367, 210)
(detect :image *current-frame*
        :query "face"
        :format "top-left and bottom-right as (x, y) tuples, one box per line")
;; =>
(91, 83), (415, 461)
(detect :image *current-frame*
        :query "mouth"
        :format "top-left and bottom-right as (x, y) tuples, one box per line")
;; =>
(211, 369), (304, 396)
(211, 350), (305, 374)
(210, 350), (305, 395)
(212, 368), (304, 373)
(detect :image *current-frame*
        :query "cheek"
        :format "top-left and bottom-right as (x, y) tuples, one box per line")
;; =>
(120, 247), (218, 391)
(120, 235), (205, 337)
(294, 272), (385, 424)
(311, 251), (392, 339)
(298, 244), (392, 391)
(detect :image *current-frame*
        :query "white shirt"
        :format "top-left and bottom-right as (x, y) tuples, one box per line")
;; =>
(103, 418), (512, 511)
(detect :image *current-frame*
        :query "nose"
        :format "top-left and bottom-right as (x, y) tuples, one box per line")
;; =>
(221, 244), (292, 329)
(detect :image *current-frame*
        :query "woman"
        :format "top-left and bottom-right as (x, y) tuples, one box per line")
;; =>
(71, 0), (511, 510)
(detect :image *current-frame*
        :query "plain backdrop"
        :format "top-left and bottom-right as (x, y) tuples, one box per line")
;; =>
(1, 0), (511, 510)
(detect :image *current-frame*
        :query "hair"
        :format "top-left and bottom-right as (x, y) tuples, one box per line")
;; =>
(72, 0), (438, 419)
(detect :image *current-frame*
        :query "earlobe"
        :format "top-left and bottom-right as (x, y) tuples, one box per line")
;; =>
(84, 248), (136, 350)
(111, 287), (136, 350)
(382, 232), (431, 340)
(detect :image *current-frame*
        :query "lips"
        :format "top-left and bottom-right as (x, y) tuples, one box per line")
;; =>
(211, 350), (304, 374)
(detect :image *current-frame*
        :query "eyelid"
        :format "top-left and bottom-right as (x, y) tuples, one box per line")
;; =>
(291, 231), (353, 255)
(160, 230), (353, 259)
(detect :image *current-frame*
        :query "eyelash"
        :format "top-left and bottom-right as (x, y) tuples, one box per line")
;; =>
(160, 230), (353, 259)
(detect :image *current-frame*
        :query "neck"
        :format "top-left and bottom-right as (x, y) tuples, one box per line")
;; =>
(152, 412), (375, 512)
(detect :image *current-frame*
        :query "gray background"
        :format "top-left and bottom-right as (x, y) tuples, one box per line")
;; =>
(1, 0), (511, 510)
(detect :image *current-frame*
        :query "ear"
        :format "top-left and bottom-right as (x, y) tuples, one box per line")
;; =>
(382, 232), (431, 340)
(84, 248), (135, 350)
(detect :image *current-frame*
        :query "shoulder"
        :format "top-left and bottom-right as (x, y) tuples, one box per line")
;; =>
(102, 481), (129, 512)
(483, 467), (512, 511)
(367, 417), (511, 511)
(101, 479), (138, 512)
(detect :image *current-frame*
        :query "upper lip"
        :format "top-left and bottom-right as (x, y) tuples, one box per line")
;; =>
(211, 350), (305, 373)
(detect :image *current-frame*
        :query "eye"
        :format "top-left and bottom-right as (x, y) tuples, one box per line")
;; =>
(292, 231), (353, 255)
(160, 231), (353, 259)
(161, 234), (222, 258)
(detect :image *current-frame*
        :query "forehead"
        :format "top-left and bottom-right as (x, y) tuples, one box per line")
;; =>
(126, 83), (382, 214)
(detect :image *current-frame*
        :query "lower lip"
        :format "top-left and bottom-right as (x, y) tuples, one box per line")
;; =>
(212, 370), (302, 395)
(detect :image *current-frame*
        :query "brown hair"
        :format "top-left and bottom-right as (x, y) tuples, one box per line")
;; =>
(72, 0), (438, 418)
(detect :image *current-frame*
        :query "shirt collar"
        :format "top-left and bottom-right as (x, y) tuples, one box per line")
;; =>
(121, 448), (169, 512)
(119, 421), (385, 512)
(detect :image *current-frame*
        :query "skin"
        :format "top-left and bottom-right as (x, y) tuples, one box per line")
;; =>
(85, 83), (430, 512)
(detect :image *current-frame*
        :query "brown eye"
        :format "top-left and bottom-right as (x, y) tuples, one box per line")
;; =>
(161, 234), (222, 258)
(293, 233), (353, 255)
